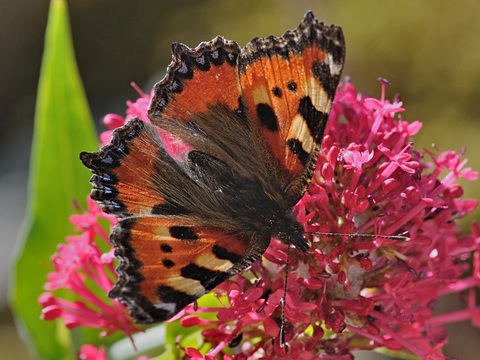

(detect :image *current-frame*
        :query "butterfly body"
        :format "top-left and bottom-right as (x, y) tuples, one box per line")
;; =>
(80, 11), (345, 324)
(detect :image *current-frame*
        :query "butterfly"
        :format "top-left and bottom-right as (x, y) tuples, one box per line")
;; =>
(80, 11), (345, 325)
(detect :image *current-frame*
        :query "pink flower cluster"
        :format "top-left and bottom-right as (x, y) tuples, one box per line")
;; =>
(174, 82), (479, 359)
(39, 197), (139, 338)
(40, 81), (480, 360)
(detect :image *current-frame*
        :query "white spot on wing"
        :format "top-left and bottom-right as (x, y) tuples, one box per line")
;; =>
(288, 114), (314, 154)
(153, 226), (173, 239)
(252, 85), (269, 104)
(197, 253), (233, 272)
(154, 302), (176, 314)
(328, 53), (342, 76)
(307, 76), (330, 111)
(167, 277), (205, 297)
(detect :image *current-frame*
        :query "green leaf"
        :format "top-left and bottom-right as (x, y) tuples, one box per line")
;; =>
(10, 0), (99, 358)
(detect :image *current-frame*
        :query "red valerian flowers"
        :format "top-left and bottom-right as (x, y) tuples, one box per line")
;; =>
(175, 81), (480, 359)
(39, 197), (140, 338)
(40, 81), (480, 360)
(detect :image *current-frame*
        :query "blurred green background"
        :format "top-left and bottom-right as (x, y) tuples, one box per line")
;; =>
(1, 0), (479, 359)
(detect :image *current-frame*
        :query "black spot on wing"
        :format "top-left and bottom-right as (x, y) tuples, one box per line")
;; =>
(286, 139), (309, 166)
(160, 244), (173, 253)
(298, 96), (327, 138)
(272, 86), (283, 98)
(287, 81), (297, 92)
(256, 103), (279, 131)
(181, 263), (229, 291)
(162, 259), (175, 268)
(169, 226), (199, 241)
(212, 245), (242, 264)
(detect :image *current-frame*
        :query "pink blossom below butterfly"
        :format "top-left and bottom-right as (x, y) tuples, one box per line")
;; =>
(80, 11), (345, 324)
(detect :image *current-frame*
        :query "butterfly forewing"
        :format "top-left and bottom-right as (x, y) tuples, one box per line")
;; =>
(148, 37), (242, 123)
(238, 12), (345, 204)
(80, 119), (167, 217)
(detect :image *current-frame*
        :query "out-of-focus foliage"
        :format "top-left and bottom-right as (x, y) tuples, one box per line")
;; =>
(11, 0), (98, 358)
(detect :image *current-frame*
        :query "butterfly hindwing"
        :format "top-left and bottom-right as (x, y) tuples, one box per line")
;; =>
(110, 216), (266, 323)
(238, 12), (345, 204)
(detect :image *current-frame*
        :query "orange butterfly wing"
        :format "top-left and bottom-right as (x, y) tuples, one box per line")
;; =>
(148, 36), (242, 123)
(238, 12), (345, 204)
(110, 216), (256, 323)
(83, 120), (166, 216)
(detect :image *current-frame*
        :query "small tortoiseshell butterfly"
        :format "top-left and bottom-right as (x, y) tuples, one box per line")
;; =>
(80, 11), (345, 324)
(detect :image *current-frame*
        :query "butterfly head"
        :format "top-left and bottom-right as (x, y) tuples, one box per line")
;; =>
(270, 210), (309, 253)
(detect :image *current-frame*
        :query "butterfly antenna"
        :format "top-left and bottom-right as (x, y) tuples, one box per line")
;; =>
(279, 244), (290, 347)
(307, 232), (410, 241)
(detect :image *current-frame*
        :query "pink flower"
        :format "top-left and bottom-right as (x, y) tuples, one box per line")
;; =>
(78, 345), (107, 360)
(100, 83), (153, 146)
(39, 197), (140, 339)
(78, 344), (150, 360)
